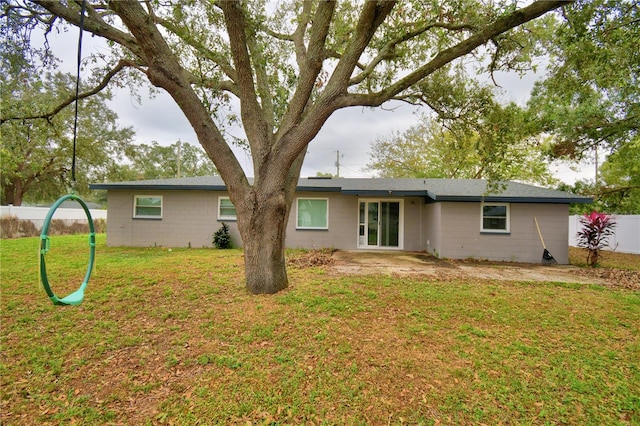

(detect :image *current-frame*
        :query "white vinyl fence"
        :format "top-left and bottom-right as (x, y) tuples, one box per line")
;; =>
(1, 204), (107, 231)
(569, 215), (640, 255)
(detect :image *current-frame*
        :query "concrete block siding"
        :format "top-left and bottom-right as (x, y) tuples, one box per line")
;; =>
(106, 190), (219, 248)
(436, 202), (569, 264)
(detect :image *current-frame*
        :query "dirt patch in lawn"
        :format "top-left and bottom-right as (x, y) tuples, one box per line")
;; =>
(329, 250), (640, 290)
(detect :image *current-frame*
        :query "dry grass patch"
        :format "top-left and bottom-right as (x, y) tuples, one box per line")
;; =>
(569, 247), (640, 290)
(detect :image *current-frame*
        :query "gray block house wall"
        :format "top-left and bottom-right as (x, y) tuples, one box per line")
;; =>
(105, 190), (223, 248)
(284, 192), (358, 250)
(434, 202), (570, 264)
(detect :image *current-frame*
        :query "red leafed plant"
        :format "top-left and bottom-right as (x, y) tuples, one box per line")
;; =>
(576, 212), (617, 267)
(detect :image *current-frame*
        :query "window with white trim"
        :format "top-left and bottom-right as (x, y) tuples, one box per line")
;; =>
(218, 196), (237, 220)
(296, 198), (328, 230)
(481, 202), (510, 233)
(134, 195), (163, 219)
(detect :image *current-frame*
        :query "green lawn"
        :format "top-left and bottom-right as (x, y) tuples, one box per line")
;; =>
(1, 235), (639, 425)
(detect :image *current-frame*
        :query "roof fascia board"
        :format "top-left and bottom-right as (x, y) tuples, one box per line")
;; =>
(295, 186), (342, 192)
(434, 195), (592, 204)
(88, 184), (227, 191)
(341, 190), (434, 197)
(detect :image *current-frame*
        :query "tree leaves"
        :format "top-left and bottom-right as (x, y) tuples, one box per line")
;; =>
(1, 69), (134, 205)
(366, 102), (558, 187)
(528, 0), (639, 159)
(563, 138), (640, 214)
(123, 141), (218, 181)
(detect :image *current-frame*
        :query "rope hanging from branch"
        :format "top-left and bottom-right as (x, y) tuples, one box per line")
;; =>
(71, 0), (86, 184)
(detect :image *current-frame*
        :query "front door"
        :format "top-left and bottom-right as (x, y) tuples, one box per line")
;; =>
(358, 200), (402, 248)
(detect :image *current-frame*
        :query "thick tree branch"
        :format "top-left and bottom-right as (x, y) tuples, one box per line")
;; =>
(0, 60), (137, 124)
(274, 0), (397, 176)
(218, 1), (271, 173)
(108, 0), (249, 195)
(32, 0), (143, 60)
(184, 71), (238, 96)
(324, 0), (397, 98)
(277, 1), (336, 140)
(596, 185), (640, 197)
(246, 28), (275, 135)
(290, 1), (313, 69)
(350, 21), (476, 86)
(341, 1), (572, 108)
(263, 27), (295, 42)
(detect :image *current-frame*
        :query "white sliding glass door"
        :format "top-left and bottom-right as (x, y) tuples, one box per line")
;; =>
(358, 200), (402, 249)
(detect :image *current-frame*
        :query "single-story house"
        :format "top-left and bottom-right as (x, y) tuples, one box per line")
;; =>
(90, 176), (591, 264)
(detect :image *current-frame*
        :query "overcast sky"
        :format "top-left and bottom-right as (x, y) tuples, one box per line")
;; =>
(41, 25), (594, 185)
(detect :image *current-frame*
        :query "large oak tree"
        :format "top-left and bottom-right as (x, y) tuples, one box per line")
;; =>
(9, 0), (569, 293)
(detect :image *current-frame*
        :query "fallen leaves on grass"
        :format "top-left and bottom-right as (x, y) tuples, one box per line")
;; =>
(286, 248), (335, 268)
(575, 268), (640, 290)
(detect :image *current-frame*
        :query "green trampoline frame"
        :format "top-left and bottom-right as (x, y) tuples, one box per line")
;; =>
(39, 194), (96, 306)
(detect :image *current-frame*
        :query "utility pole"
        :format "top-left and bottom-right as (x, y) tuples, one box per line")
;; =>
(594, 146), (599, 188)
(176, 139), (182, 178)
(335, 150), (340, 177)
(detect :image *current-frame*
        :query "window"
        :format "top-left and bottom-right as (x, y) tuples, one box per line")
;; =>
(134, 195), (162, 219)
(481, 203), (510, 233)
(296, 198), (328, 229)
(218, 196), (237, 220)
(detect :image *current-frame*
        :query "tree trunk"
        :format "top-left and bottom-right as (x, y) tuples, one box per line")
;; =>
(1, 179), (23, 206)
(236, 189), (291, 294)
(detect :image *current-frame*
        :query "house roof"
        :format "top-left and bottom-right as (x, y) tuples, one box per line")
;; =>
(89, 176), (592, 204)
